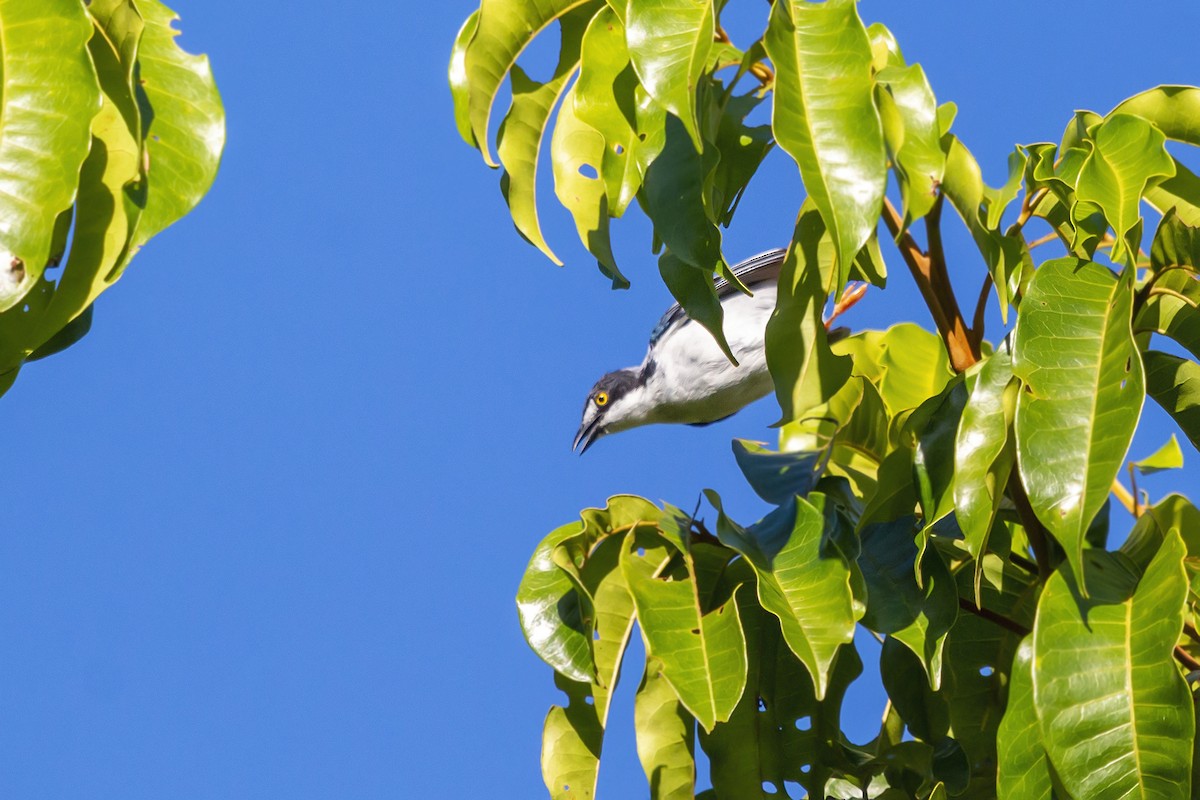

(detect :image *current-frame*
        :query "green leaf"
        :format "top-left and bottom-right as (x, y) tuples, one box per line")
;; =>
(1144, 350), (1200, 453)
(763, 0), (886, 276)
(880, 636), (949, 743)
(954, 343), (1017, 601)
(657, 250), (732, 361)
(766, 204), (853, 423)
(876, 323), (954, 416)
(866, 22), (904, 71)
(624, 0), (712, 154)
(1146, 158), (1200, 227)
(497, 10), (591, 265)
(0, 0), (100, 311)
(1151, 206), (1200, 271)
(134, 0), (225, 248)
(573, 6), (663, 217)
(551, 85), (628, 287)
(983, 148), (1027, 230)
(1032, 533), (1193, 800)
(732, 439), (822, 505)
(634, 656), (697, 799)
(462, 0), (597, 166)
(1135, 270), (1200, 360)
(995, 639), (1052, 800)
(1110, 85), (1200, 147)
(1014, 258), (1144, 592)
(875, 64), (945, 227)
(449, 11), (479, 147)
(707, 91), (773, 228)
(621, 532), (747, 731)
(910, 380), (968, 535)
(542, 673), (604, 800)
(1074, 114), (1174, 264)
(858, 518), (957, 688)
(709, 493), (859, 700)
(1133, 435), (1184, 475)
(517, 522), (595, 682)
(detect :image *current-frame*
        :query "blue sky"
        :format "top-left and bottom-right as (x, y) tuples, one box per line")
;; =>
(0, 1), (1197, 797)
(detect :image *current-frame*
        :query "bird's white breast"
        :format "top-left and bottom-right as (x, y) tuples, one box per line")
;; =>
(642, 285), (776, 423)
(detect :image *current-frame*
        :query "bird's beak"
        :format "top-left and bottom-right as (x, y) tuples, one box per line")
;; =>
(573, 417), (604, 455)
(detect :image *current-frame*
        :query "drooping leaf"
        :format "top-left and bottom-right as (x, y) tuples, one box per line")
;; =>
(1014, 258), (1144, 591)
(1144, 350), (1200, 453)
(875, 63), (945, 227)
(1151, 206), (1200, 271)
(955, 342), (1017, 600)
(634, 656), (697, 799)
(880, 636), (949, 743)
(621, 531), (747, 731)
(763, 0), (886, 277)
(552, 85), (628, 287)
(462, 0), (598, 166)
(573, 7), (663, 217)
(1110, 84), (1200, 147)
(707, 91), (773, 228)
(0, 0), (100, 311)
(910, 379), (968, 535)
(857, 517), (958, 688)
(708, 492), (859, 699)
(1031, 533), (1193, 800)
(995, 639), (1052, 800)
(497, 9), (592, 265)
(624, 0), (714, 153)
(449, 11), (480, 146)
(1074, 113), (1175, 264)
(732, 439), (822, 505)
(542, 673), (605, 800)
(657, 250), (732, 362)
(766, 204), (853, 423)
(517, 522), (595, 683)
(134, 0), (226, 249)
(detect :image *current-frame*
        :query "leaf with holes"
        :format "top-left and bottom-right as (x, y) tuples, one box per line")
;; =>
(764, 0), (885, 278)
(1014, 258), (1144, 593)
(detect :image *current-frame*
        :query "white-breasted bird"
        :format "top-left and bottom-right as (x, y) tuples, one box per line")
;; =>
(573, 249), (782, 454)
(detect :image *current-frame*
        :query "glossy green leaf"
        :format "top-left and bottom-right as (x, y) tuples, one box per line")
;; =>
(634, 656), (696, 799)
(1133, 435), (1184, 475)
(880, 636), (949, 743)
(955, 343), (1017, 600)
(551, 85), (627, 287)
(866, 22), (904, 71)
(657, 250), (732, 361)
(732, 439), (822, 505)
(449, 11), (479, 146)
(876, 323), (954, 415)
(707, 92), (773, 229)
(995, 640), (1052, 800)
(621, 532), (747, 732)
(462, 0), (597, 166)
(518, 522), (595, 682)
(875, 64), (945, 226)
(1146, 158), (1200, 227)
(1151, 206), (1200, 271)
(766, 204), (853, 423)
(1032, 533), (1193, 800)
(1144, 350), (1200, 452)
(496, 10), (590, 265)
(1135, 269), (1200, 360)
(764, 0), (886, 276)
(573, 7), (663, 217)
(858, 518), (957, 688)
(624, 0), (713, 153)
(708, 492), (858, 699)
(0, 0), (99, 311)
(1111, 85), (1200, 147)
(1074, 114), (1174, 264)
(134, 0), (225, 248)
(1014, 258), (1144, 591)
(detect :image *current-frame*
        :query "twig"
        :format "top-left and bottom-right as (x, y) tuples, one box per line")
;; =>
(1015, 188), (1049, 230)
(971, 274), (993, 349)
(881, 197), (978, 372)
(1176, 646), (1200, 672)
(1110, 478), (1140, 517)
(825, 283), (868, 328)
(958, 597), (1029, 636)
(1027, 232), (1059, 250)
(1186, 621), (1200, 645)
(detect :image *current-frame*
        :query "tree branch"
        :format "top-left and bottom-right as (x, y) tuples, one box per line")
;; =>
(958, 597), (1030, 636)
(882, 197), (979, 372)
(1008, 476), (1054, 579)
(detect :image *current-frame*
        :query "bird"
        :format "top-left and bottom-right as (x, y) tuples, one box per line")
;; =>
(571, 249), (784, 454)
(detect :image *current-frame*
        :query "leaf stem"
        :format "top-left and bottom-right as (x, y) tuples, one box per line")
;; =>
(1110, 478), (1139, 517)
(1014, 188), (1049, 230)
(957, 597), (1029, 636)
(1174, 646), (1200, 672)
(971, 274), (993, 349)
(1027, 231), (1059, 250)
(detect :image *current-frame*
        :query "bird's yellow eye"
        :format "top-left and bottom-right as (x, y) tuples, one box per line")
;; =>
(595, 391), (609, 407)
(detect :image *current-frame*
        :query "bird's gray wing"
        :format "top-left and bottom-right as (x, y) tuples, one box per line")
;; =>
(648, 248), (787, 346)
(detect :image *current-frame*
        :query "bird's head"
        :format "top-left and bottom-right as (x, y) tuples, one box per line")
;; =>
(572, 367), (652, 454)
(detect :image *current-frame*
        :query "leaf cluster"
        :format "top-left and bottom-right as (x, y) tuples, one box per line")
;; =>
(453, 1), (1200, 797)
(0, 0), (223, 396)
